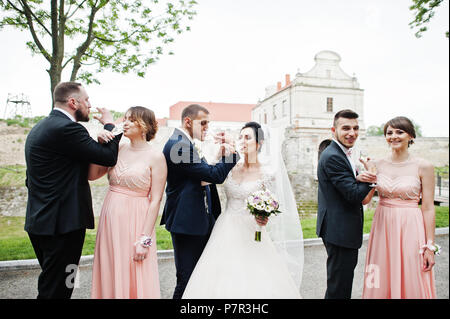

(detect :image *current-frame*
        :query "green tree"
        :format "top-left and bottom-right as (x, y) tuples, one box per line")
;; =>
(366, 125), (384, 136)
(366, 121), (423, 137)
(409, 0), (448, 38)
(0, 0), (197, 107)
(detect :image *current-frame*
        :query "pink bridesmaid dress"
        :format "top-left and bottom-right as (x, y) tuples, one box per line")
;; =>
(91, 143), (160, 299)
(362, 158), (436, 299)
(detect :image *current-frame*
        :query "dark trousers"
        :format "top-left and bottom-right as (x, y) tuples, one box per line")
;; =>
(323, 239), (359, 299)
(171, 232), (211, 299)
(28, 229), (86, 299)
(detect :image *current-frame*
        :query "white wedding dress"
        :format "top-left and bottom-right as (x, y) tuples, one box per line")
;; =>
(182, 166), (302, 299)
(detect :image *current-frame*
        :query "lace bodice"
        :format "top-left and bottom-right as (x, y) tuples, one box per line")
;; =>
(108, 143), (153, 193)
(223, 165), (276, 215)
(375, 158), (422, 202)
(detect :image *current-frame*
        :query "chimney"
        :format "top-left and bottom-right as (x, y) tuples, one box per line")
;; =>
(277, 81), (282, 91)
(285, 74), (291, 86)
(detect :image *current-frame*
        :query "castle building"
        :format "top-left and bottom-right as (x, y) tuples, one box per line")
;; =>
(252, 50), (366, 203)
(252, 50), (365, 135)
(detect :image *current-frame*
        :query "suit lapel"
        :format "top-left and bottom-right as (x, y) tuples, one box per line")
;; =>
(330, 141), (354, 176)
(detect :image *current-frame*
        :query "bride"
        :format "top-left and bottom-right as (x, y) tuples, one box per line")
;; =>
(182, 121), (304, 299)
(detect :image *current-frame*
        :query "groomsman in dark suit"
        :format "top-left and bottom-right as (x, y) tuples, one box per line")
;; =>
(316, 109), (376, 299)
(25, 82), (122, 299)
(161, 104), (239, 299)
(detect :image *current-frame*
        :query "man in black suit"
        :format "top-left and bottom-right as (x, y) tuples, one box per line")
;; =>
(24, 82), (121, 299)
(161, 104), (239, 299)
(316, 109), (376, 299)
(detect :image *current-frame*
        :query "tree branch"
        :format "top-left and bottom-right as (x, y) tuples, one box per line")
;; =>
(6, 0), (25, 14)
(70, 0), (110, 80)
(65, 0), (88, 20)
(18, 0), (52, 36)
(61, 56), (74, 70)
(16, 0), (51, 62)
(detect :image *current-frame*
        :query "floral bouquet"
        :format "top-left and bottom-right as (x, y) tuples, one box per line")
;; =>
(246, 187), (282, 241)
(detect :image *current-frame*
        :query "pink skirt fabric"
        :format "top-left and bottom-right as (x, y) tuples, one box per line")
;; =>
(91, 186), (160, 299)
(362, 199), (436, 299)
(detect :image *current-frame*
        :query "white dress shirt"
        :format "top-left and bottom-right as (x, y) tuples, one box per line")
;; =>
(333, 138), (356, 177)
(54, 107), (76, 122)
(177, 127), (194, 144)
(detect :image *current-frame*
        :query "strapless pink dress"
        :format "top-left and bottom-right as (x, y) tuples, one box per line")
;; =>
(362, 158), (436, 299)
(91, 143), (160, 299)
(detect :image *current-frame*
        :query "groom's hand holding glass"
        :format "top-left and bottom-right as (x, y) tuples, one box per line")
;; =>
(357, 157), (377, 185)
(211, 131), (237, 158)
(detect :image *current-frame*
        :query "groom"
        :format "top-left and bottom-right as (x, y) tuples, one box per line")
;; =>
(161, 104), (240, 299)
(316, 109), (376, 299)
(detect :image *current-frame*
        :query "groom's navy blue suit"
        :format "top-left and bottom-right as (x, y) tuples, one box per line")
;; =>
(316, 140), (371, 299)
(161, 128), (239, 299)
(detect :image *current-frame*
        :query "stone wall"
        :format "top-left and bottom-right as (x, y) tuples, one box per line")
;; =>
(0, 122), (448, 217)
(282, 126), (449, 210)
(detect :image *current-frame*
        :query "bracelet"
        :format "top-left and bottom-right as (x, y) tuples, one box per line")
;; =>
(135, 235), (152, 248)
(419, 240), (441, 256)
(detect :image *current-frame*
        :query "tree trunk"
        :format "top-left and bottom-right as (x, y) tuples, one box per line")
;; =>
(48, 64), (62, 109)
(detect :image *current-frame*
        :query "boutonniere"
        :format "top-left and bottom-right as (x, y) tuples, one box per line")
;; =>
(193, 140), (204, 159)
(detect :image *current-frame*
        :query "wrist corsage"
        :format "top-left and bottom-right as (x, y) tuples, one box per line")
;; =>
(135, 235), (152, 249)
(419, 240), (441, 256)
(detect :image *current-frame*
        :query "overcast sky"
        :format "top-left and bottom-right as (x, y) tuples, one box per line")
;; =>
(0, 0), (448, 136)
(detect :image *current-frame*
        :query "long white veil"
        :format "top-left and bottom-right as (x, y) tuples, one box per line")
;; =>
(200, 124), (304, 290)
(259, 125), (304, 290)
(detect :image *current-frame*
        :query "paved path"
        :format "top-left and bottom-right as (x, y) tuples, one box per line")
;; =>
(0, 233), (448, 299)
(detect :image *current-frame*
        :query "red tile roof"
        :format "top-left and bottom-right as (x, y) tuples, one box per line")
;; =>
(169, 101), (255, 122)
(156, 117), (168, 127)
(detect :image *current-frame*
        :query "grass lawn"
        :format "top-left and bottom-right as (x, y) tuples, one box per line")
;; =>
(0, 216), (173, 261)
(0, 165), (27, 187)
(0, 206), (448, 261)
(0, 165), (109, 187)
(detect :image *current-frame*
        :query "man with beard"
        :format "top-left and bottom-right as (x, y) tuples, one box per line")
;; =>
(24, 81), (122, 299)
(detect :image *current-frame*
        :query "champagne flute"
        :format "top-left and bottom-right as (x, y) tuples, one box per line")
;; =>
(359, 150), (368, 174)
(360, 149), (377, 187)
(111, 122), (124, 136)
(368, 164), (377, 187)
(367, 161), (377, 187)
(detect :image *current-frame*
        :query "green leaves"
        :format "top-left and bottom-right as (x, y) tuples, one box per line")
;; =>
(1, 0), (198, 95)
(409, 0), (447, 38)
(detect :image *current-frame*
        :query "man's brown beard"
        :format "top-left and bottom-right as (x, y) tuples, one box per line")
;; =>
(75, 109), (89, 122)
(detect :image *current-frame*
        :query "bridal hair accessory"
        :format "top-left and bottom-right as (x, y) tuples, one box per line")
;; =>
(419, 240), (442, 256)
(135, 235), (152, 248)
(246, 185), (282, 242)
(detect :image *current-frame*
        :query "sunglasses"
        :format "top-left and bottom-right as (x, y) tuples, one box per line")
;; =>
(192, 119), (209, 126)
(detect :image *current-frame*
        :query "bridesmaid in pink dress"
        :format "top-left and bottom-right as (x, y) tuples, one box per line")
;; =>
(89, 106), (167, 298)
(361, 116), (437, 299)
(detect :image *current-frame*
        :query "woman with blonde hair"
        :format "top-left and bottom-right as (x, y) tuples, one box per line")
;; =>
(90, 106), (167, 299)
(361, 116), (437, 299)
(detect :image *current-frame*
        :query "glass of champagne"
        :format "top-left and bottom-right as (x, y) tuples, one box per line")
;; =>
(360, 150), (377, 187)
(111, 122), (124, 136)
(367, 162), (377, 187)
